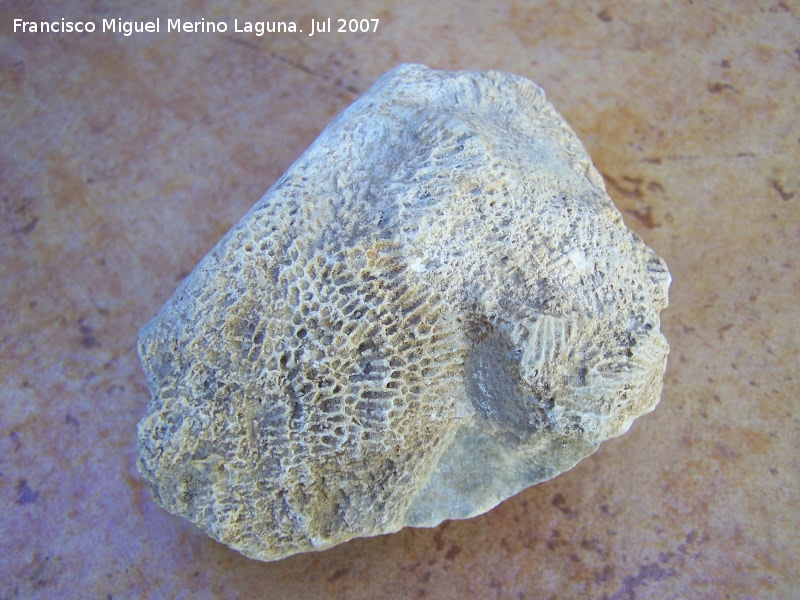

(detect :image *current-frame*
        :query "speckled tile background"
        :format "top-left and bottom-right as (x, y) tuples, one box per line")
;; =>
(1, 1), (798, 598)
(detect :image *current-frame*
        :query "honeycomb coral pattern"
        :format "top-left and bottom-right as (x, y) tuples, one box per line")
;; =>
(137, 64), (670, 561)
(138, 230), (475, 558)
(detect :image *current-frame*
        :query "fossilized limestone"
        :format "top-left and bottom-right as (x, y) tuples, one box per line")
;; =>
(137, 64), (670, 562)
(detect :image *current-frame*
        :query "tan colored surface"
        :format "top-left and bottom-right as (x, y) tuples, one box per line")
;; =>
(1, 1), (797, 598)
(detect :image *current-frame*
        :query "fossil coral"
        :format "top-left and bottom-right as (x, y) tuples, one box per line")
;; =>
(137, 64), (670, 562)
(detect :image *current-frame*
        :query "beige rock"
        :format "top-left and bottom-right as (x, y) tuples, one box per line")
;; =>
(136, 64), (670, 562)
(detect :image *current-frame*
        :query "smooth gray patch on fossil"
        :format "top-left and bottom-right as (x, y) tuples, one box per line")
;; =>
(136, 64), (671, 562)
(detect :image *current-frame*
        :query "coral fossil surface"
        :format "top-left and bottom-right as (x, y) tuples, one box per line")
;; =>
(137, 64), (670, 562)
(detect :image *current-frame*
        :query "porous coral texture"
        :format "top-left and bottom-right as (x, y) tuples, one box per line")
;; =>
(137, 64), (670, 562)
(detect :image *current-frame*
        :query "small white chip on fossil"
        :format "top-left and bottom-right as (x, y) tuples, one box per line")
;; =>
(136, 64), (670, 562)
